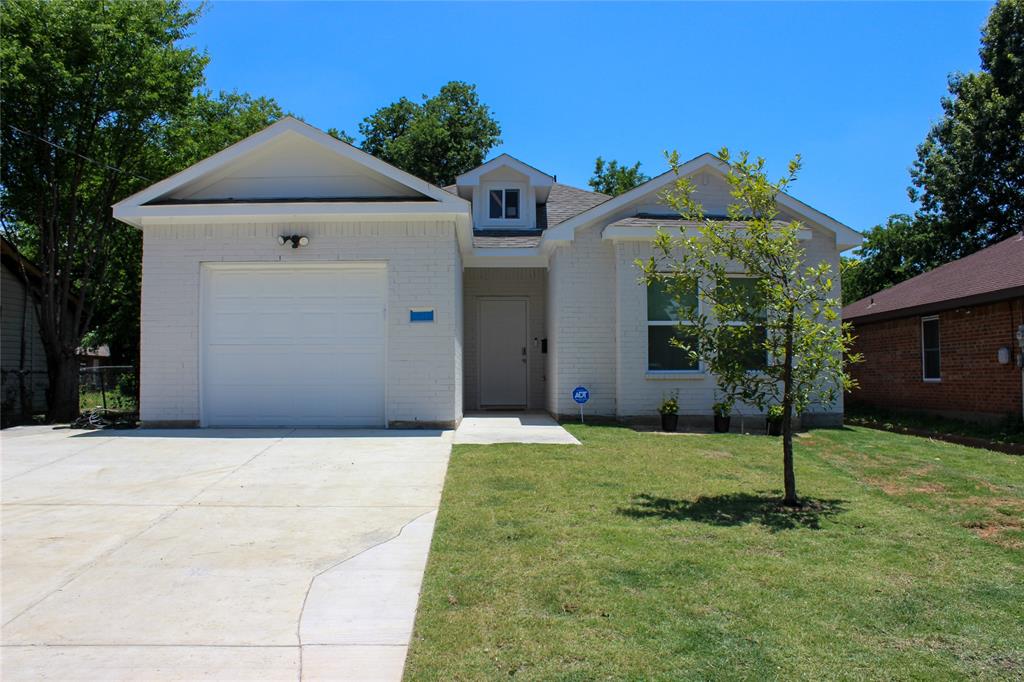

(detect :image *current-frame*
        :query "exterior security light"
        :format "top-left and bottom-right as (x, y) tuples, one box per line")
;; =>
(277, 234), (309, 249)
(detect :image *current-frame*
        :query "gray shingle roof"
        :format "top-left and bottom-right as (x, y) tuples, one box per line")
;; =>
(472, 233), (543, 248)
(544, 183), (610, 226)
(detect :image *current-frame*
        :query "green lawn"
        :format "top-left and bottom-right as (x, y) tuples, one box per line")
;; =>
(404, 425), (1024, 681)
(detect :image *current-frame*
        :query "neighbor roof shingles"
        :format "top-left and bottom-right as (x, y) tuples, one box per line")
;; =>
(842, 233), (1024, 322)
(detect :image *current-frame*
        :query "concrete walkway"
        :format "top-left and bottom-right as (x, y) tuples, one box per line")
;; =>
(1, 425), (452, 681)
(454, 412), (580, 445)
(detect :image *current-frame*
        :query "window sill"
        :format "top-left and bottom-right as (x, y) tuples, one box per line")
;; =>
(923, 378), (941, 383)
(645, 371), (706, 381)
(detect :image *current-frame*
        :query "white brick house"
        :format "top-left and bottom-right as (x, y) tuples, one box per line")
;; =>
(114, 117), (861, 428)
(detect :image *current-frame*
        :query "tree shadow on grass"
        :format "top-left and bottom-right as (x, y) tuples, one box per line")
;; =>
(617, 492), (846, 531)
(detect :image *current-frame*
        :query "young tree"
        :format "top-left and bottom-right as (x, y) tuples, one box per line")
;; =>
(588, 157), (650, 196)
(0, 0), (207, 421)
(638, 150), (859, 506)
(345, 81), (502, 186)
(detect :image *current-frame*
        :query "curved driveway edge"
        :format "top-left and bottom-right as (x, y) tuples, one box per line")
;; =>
(1, 426), (452, 681)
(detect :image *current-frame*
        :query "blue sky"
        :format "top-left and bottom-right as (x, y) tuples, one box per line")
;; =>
(184, 1), (993, 235)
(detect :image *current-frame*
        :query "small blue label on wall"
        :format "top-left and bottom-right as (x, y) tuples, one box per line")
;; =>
(410, 309), (434, 323)
(572, 386), (590, 404)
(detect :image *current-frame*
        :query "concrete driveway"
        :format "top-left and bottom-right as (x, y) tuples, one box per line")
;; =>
(1, 426), (452, 681)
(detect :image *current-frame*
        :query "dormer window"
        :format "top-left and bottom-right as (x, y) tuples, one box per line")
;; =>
(488, 188), (520, 220)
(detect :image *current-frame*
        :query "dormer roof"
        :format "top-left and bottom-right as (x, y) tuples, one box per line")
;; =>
(454, 153), (555, 202)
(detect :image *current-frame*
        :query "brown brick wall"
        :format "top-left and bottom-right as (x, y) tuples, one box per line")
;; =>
(846, 297), (1024, 422)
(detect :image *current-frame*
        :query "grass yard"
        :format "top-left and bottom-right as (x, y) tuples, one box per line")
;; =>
(405, 425), (1024, 681)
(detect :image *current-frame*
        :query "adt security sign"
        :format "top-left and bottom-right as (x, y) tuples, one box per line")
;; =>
(572, 386), (590, 423)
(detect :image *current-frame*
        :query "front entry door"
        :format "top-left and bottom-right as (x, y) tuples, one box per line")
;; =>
(479, 298), (528, 407)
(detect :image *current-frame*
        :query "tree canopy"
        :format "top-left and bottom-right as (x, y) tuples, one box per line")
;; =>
(342, 81), (502, 186)
(847, 0), (1024, 303)
(588, 157), (650, 196)
(1, 0), (209, 420)
(909, 0), (1024, 260)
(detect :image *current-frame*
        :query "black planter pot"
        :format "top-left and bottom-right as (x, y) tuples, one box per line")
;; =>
(766, 418), (783, 436)
(661, 413), (678, 432)
(713, 414), (731, 433)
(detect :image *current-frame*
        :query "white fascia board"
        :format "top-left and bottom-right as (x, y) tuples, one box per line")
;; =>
(455, 153), (555, 187)
(543, 153), (723, 243)
(463, 247), (548, 268)
(543, 151), (861, 251)
(112, 117), (469, 213)
(602, 224), (813, 242)
(118, 201), (464, 224)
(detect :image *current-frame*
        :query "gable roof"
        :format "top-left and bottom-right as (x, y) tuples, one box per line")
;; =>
(542, 152), (863, 251)
(113, 116), (468, 228)
(843, 233), (1024, 323)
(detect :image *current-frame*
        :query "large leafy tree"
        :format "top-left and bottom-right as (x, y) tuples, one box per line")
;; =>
(639, 150), (858, 507)
(909, 0), (1024, 260)
(1, 0), (208, 421)
(843, 0), (1023, 304)
(342, 81), (501, 186)
(840, 214), (939, 305)
(588, 157), (649, 196)
(82, 90), (285, 364)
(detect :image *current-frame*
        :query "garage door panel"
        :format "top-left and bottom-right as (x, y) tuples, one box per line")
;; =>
(202, 265), (386, 427)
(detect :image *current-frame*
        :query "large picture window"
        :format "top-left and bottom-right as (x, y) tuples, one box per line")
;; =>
(647, 278), (699, 372)
(921, 316), (940, 381)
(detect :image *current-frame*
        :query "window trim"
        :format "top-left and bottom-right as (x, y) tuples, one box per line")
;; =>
(646, 275), (703, 375)
(921, 315), (941, 382)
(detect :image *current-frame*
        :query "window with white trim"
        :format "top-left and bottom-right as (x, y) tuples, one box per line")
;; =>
(488, 188), (520, 220)
(922, 316), (940, 381)
(647, 278), (699, 371)
(717, 276), (768, 371)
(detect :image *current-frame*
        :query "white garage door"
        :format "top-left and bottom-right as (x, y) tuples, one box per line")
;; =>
(201, 264), (386, 427)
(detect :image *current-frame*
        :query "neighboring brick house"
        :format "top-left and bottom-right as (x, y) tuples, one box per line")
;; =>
(843, 233), (1024, 423)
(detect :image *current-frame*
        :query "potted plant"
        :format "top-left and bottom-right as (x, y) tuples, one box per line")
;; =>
(658, 392), (679, 432)
(766, 404), (784, 436)
(712, 399), (732, 433)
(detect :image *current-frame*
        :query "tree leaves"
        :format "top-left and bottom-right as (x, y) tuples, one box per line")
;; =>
(348, 81), (501, 186)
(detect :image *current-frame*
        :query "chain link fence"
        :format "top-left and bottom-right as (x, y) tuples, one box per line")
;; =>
(79, 365), (138, 413)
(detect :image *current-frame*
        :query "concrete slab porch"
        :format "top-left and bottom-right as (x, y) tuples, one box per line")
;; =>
(453, 412), (581, 445)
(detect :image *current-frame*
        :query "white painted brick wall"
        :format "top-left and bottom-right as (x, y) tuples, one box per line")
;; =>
(462, 268), (547, 409)
(613, 225), (845, 420)
(546, 225), (618, 417)
(140, 220), (461, 426)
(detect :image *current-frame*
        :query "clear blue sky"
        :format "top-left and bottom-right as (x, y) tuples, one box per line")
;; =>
(184, 1), (993, 234)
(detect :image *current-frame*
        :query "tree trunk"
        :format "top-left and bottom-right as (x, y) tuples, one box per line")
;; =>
(781, 311), (799, 507)
(46, 355), (80, 423)
(782, 413), (798, 506)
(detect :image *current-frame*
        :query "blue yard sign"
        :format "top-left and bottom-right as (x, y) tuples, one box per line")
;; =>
(572, 386), (590, 424)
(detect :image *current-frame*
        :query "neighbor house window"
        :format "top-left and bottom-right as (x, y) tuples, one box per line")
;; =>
(922, 316), (940, 381)
(718, 276), (768, 371)
(488, 188), (520, 220)
(647, 278), (699, 371)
